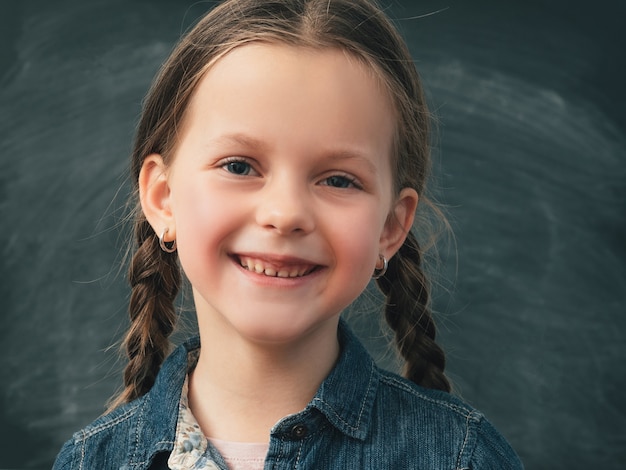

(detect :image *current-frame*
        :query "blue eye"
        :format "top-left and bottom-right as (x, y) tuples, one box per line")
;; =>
(324, 175), (359, 189)
(224, 160), (252, 175)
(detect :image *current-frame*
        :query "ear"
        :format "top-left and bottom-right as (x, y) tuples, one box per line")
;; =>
(139, 154), (176, 241)
(379, 188), (419, 258)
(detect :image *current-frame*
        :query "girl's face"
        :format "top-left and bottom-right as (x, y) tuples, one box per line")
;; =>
(142, 44), (417, 346)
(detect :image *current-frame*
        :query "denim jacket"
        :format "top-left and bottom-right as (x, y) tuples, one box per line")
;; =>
(54, 321), (523, 469)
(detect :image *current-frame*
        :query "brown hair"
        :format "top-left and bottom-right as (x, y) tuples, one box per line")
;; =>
(111, 0), (450, 409)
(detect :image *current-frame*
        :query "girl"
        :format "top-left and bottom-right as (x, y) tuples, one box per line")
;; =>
(55, 0), (522, 468)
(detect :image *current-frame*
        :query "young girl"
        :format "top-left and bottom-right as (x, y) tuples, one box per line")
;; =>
(54, 0), (522, 468)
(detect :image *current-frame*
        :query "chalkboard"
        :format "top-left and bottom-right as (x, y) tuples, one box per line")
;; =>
(1, 1), (624, 468)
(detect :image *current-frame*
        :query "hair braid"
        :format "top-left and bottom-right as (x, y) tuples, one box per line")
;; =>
(377, 230), (451, 392)
(109, 218), (181, 409)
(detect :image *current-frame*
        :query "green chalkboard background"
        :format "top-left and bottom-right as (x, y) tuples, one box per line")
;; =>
(1, 1), (624, 468)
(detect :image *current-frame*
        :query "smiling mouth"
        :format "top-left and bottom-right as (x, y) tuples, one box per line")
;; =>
(235, 255), (319, 278)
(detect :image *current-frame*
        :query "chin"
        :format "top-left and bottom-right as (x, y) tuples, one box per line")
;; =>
(232, 315), (338, 348)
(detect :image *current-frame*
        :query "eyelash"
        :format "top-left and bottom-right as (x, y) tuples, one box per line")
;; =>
(219, 157), (362, 190)
(220, 157), (255, 176)
(321, 174), (362, 190)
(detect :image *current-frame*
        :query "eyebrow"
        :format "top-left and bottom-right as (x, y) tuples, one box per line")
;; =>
(208, 133), (271, 152)
(324, 149), (378, 175)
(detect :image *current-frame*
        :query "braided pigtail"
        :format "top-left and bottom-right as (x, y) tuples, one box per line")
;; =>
(377, 230), (451, 392)
(108, 217), (181, 409)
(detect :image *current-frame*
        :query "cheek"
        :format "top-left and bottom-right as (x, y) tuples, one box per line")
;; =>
(171, 185), (241, 267)
(329, 207), (384, 271)
(174, 208), (213, 283)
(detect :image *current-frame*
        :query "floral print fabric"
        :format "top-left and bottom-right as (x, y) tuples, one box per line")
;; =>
(167, 377), (221, 470)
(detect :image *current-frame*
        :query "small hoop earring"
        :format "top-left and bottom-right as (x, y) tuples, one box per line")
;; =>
(372, 254), (388, 280)
(159, 228), (177, 253)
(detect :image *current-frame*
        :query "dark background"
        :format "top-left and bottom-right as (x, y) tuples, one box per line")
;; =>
(1, 1), (624, 468)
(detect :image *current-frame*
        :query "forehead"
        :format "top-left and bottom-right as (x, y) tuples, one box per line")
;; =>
(185, 43), (395, 147)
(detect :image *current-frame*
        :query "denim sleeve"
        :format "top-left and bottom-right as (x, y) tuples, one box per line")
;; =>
(52, 438), (79, 470)
(470, 416), (524, 469)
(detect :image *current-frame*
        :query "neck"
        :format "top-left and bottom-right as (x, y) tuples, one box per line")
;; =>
(188, 314), (340, 443)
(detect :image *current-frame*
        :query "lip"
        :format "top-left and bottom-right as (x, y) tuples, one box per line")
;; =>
(230, 252), (324, 283)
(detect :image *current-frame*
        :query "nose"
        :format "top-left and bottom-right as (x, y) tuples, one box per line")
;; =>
(255, 175), (315, 235)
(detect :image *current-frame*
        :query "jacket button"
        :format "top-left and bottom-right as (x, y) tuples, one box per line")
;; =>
(290, 424), (308, 439)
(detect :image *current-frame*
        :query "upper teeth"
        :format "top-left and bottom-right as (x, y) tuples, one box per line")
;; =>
(239, 257), (312, 278)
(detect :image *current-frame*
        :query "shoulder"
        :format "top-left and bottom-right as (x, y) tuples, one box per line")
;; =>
(53, 337), (196, 470)
(53, 400), (145, 469)
(374, 368), (524, 469)
(377, 368), (477, 421)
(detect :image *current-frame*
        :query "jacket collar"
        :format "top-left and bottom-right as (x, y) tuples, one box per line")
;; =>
(309, 319), (379, 441)
(128, 337), (200, 468)
(128, 320), (379, 466)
